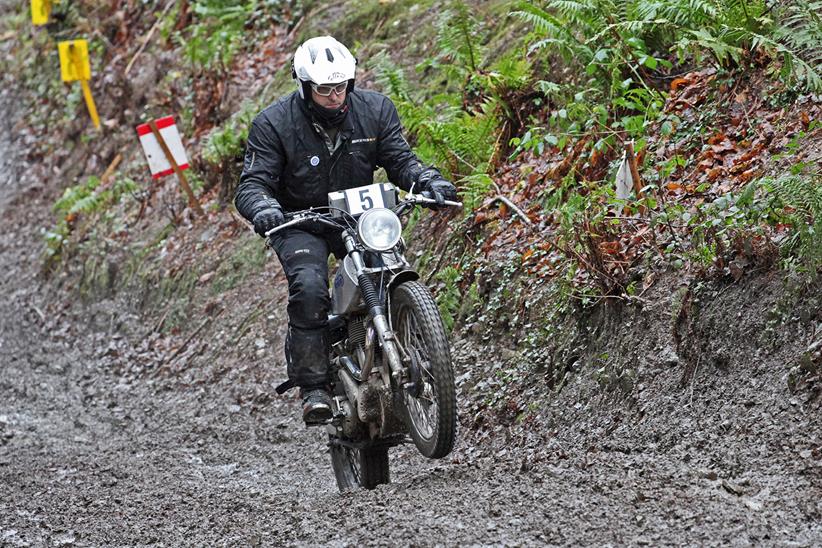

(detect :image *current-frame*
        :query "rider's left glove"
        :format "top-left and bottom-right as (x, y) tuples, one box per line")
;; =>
(426, 179), (458, 206)
(253, 204), (285, 237)
(417, 167), (457, 208)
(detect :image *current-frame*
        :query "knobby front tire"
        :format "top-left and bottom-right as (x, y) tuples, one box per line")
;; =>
(391, 281), (457, 459)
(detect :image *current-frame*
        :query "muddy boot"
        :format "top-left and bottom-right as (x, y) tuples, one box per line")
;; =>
(301, 387), (333, 426)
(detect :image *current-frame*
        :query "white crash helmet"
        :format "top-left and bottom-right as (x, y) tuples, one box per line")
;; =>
(291, 36), (357, 100)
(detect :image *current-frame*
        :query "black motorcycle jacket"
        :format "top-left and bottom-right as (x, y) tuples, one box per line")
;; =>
(234, 89), (427, 222)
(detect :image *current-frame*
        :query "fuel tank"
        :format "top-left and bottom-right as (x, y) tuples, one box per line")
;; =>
(330, 255), (363, 315)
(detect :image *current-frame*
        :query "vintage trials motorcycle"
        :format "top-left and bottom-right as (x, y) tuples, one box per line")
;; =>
(266, 182), (460, 491)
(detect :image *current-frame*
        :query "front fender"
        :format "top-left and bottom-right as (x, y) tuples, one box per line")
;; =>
(386, 268), (420, 341)
(387, 270), (420, 293)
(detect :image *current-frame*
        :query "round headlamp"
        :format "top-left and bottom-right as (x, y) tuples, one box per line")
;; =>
(357, 208), (402, 252)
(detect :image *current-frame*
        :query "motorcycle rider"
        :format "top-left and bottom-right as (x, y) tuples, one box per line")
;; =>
(234, 36), (458, 425)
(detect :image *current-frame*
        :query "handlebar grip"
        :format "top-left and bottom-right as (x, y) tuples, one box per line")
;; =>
(264, 216), (303, 237)
(412, 195), (463, 208)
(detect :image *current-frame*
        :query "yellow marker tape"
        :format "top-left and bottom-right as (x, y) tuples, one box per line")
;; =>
(57, 39), (91, 82)
(31, 0), (51, 26)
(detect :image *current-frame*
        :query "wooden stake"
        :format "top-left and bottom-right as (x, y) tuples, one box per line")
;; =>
(148, 120), (205, 218)
(100, 153), (123, 184)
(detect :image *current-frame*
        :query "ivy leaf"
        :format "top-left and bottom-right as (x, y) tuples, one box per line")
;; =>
(640, 55), (658, 70)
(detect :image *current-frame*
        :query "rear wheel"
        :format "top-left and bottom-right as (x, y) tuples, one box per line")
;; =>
(329, 438), (389, 491)
(391, 281), (456, 459)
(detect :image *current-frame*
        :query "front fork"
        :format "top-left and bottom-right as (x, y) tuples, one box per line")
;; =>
(342, 232), (406, 387)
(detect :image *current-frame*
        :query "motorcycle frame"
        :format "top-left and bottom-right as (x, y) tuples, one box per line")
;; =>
(336, 230), (412, 386)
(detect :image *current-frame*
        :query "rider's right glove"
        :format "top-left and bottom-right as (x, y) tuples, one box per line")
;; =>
(252, 202), (285, 237)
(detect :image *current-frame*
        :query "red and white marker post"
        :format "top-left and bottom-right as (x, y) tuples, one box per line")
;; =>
(136, 116), (204, 218)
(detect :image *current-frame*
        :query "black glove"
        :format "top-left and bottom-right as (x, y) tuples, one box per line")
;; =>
(252, 205), (285, 237)
(416, 167), (457, 208)
(426, 179), (458, 204)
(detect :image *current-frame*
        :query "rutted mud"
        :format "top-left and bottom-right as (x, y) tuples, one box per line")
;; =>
(1, 93), (820, 546)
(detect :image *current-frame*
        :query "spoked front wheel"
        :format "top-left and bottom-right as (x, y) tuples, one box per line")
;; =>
(329, 437), (389, 491)
(391, 281), (456, 459)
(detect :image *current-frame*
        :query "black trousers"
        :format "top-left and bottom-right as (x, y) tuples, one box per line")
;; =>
(269, 228), (346, 389)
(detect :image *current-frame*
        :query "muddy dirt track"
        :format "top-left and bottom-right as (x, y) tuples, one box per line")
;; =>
(1, 93), (821, 546)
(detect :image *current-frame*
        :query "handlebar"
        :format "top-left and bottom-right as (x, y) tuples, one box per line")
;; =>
(264, 194), (463, 238)
(404, 192), (463, 209)
(264, 212), (341, 237)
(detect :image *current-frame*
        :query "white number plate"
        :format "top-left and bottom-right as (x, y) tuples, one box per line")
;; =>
(343, 184), (385, 215)
(328, 183), (397, 216)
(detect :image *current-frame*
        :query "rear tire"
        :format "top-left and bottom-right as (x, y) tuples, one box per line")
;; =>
(391, 281), (456, 459)
(329, 438), (389, 491)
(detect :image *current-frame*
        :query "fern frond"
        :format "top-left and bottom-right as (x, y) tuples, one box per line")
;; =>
(764, 172), (822, 272)
(746, 28), (822, 92)
(771, 1), (822, 88)
(766, 174), (822, 221)
(636, 0), (717, 27)
(436, 3), (485, 74)
(510, 1), (591, 61)
(510, 2), (568, 37)
(589, 18), (677, 43)
(544, 0), (596, 26)
(677, 27), (746, 65)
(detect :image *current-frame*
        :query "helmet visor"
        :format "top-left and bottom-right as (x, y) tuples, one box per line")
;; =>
(310, 81), (348, 97)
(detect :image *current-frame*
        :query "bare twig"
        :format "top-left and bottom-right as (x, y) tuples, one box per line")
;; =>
(490, 195), (533, 226)
(30, 305), (46, 323)
(153, 303), (173, 333)
(689, 357), (700, 408)
(489, 180), (533, 226)
(124, 1), (174, 76)
(489, 120), (509, 168)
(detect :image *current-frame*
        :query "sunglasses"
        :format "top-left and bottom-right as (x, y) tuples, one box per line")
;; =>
(311, 82), (348, 97)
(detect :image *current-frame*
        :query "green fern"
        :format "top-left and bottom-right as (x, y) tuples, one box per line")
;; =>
(435, 265), (462, 332)
(514, 0), (821, 91)
(770, 1), (822, 91)
(372, 41), (501, 210)
(510, 1), (592, 61)
(764, 172), (822, 273)
(435, 2), (484, 74)
(54, 176), (102, 215)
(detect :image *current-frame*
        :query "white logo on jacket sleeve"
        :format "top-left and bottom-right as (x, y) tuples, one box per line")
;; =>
(310, 155), (320, 166)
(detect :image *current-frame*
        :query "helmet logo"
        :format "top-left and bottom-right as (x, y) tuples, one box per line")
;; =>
(329, 72), (346, 81)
